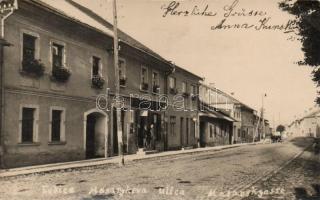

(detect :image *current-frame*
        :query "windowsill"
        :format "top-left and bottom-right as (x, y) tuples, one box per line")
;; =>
(48, 141), (67, 145)
(152, 92), (160, 95)
(120, 85), (126, 88)
(18, 142), (41, 146)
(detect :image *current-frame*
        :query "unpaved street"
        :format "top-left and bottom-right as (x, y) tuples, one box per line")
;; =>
(0, 138), (316, 200)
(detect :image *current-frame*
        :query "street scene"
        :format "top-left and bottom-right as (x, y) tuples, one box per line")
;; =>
(0, 0), (320, 199)
(0, 137), (318, 200)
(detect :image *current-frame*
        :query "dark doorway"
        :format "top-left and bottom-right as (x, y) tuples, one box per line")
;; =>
(164, 121), (168, 151)
(86, 114), (96, 159)
(113, 109), (118, 155)
(152, 113), (161, 141)
(138, 116), (147, 148)
(86, 112), (106, 159)
(229, 125), (233, 145)
(186, 118), (189, 146)
(200, 121), (206, 147)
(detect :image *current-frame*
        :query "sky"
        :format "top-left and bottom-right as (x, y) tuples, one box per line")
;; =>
(74, 0), (317, 127)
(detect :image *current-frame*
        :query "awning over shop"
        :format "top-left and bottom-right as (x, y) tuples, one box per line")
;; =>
(199, 109), (237, 122)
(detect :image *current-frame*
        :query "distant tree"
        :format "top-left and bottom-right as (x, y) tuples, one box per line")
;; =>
(279, 0), (320, 103)
(276, 125), (286, 133)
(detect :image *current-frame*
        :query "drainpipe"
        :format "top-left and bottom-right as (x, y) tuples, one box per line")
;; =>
(0, 1), (16, 169)
(0, 37), (11, 169)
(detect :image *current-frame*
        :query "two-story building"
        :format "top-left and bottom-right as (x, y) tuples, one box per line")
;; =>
(198, 83), (263, 145)
(198, 84), (236, 147)
(0, 0), (204, 168)
(240, 105), (257, 143)
(0, 0), (123, 168)
(165, 66), (202, 150)
(288, 108), (320, 138)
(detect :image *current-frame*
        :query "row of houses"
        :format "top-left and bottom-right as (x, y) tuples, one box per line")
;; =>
(0, 0), (270, 168)
(287, 106), (320, 138)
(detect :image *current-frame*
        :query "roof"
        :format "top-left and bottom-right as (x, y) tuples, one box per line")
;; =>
(64, 0), (170, 64)
(24, 0), (203, 80)
(200, 83), (256, 112)
(199, 105), (237, 122)
(303, 109), (320, 119)
(28, 0), (172, 67)
(199, 110), (236, 122)
(174, 65), (204, 80)
(27, 0), (114, 37)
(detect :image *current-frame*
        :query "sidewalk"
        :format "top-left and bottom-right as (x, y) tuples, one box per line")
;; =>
(0, 142), (263, 178)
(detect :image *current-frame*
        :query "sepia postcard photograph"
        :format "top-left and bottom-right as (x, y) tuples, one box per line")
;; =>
(0, 0), (319, 199)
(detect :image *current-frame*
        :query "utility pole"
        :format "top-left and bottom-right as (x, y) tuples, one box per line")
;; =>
(261, 94), (265, 141)
(273, 114), (275, 134)
(112, 0), (124, 166)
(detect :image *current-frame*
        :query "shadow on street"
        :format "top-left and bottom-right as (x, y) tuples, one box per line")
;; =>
(294, 184), (320, 200)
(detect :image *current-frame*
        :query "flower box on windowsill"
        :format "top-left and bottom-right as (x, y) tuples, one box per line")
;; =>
(153, 85), (160, 94)
(169, 88), (178, 95)
(141, 83), (149, 91)
(21, 59), (45, 78)
(51, 66), (71, 82)
(120, 77), (127, 87)
(92, 75), (105, 89)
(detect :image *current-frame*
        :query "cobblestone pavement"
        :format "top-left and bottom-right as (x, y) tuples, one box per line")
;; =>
(0, 137), (314, 200)
(240, 141), (320, 200)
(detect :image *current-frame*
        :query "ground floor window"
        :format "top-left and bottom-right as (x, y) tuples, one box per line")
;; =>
(49, 107), (66, 143)
(19, 105), (39, 143)
(22, 108), (35, 142)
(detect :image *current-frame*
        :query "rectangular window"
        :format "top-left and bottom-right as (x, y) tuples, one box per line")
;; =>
(141, 66), (149, 91)
(169, 77), (176, 89)
(190, 85), (196, 95)
(182, 82), (187, 93)
(141, 66), (148, 84)
(52, 42), (64, 69)
(23, 33), (36, 61)
(51, 110), (62, 142)
(49, 107), (66, 143)
(152, 71), (160, 93)
(119, 59), (126, 79)
(21, 107), (35, 143)
(92, 56), (101, 77)
(152, 71), (159, 86)
(210, 125), (214, 138)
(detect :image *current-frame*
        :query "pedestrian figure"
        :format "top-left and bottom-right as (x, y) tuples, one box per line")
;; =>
(146, 126), (152, 149)
(143, 125), (148, 149)
(150, 124), (154, 149)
